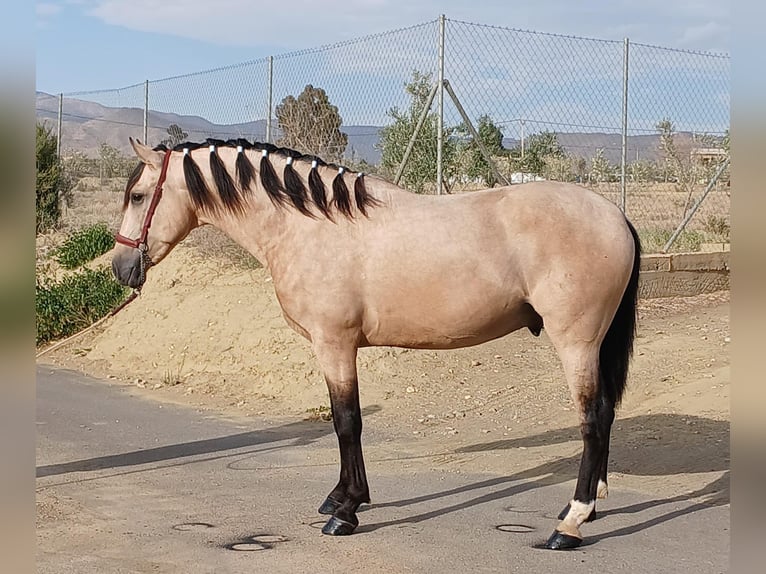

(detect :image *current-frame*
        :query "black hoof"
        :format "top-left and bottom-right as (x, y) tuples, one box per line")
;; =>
(318, 497), (342, 515)
(545, 530), (583, 550)
(557, 504), (597, 522)
(321, 516), (358, 536)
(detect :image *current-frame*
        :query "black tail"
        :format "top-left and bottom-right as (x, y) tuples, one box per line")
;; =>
(599, 218), (641, 407)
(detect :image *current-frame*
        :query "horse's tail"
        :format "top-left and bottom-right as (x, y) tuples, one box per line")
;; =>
(599, 217), (641, 406)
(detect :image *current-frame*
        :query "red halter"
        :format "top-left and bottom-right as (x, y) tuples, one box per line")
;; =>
(115, 149), (172, 252)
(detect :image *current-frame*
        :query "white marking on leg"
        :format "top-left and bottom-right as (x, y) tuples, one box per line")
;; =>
(597, 479), (609, 499)
(556, 499), (595, 538)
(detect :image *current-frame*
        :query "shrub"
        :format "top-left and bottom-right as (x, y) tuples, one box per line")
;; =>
(36, 122), (64, 233)
(639, 227), (704, 254)
(54, 223), (115, 269)
(36, 266), (128, 345)
(703, 215), (730, 240)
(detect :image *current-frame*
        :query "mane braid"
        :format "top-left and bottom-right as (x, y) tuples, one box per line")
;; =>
(354, 174), (380, 217)
(308, 162), (332, 218)
(182, 151), (213, 212)
(123, 161), (145, 209)
(282, 160), (314, 217)
(209, 146), (244, 213)
(235, 148), (256, 193)
(259, 154), (287, 207)
(332, 171), (353, 217)
(162, 139), (383, 220)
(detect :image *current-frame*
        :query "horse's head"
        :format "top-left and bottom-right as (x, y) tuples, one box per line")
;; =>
(112, 139), (198, 289)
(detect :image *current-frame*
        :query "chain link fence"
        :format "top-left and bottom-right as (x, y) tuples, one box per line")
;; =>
(37, 16), (730, 253)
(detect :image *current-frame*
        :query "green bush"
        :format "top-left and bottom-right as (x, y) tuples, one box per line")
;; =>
(639, 227), (704, 254)
(54, 223), (115, 269)
(36, 122), (63, 233)
(36, 266), (128, 345)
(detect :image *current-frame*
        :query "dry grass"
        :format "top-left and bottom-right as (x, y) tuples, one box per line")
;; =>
(60, 177), (124, 232)
(592, 182), (730, 237)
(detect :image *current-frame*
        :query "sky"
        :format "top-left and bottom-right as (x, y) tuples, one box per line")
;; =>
(36, 0), (730, 94)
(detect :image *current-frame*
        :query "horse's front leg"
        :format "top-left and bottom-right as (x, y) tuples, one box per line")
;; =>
(313, 338), (370, 535)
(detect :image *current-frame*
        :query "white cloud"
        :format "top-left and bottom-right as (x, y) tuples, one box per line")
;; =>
(86, 0), (421, 48)
(36, 3), (63, 17)
(80, 0), (729, 53)
(678, 21), (729, 52)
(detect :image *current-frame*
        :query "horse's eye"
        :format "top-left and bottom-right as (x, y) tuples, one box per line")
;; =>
(131, 193), (145, 205)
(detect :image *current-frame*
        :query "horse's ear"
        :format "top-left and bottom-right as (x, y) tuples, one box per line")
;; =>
(130, 138), (164, 169)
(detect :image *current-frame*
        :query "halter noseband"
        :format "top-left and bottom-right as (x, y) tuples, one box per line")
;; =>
(115, 149), (172, 252)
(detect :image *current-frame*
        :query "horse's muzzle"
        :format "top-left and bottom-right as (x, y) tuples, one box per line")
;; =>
(112, 248), (151, 289)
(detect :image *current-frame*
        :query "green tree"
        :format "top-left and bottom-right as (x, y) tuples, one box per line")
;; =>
(276, 85), (348, 162)
(161, 124), (188, 148)
(510, 130), (563, 176)
(379, 71), (457, 193)
(36, 122), (64, 233)
(590, 148), (613, 183)
(627, 159), (655, 183)
(457, 114), (507, 186)
(98, 143), (133, 185)
(656, 117), (701, 213)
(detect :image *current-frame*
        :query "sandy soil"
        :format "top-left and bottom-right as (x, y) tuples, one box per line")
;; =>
(39, 240), (730, 503)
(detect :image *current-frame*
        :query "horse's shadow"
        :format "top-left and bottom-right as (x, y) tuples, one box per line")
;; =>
(357, 413), (729, 536)
(36, 405), (380, 479)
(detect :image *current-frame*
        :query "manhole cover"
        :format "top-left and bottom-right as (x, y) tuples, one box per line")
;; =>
(496, 524), (536, 533)
(173, 522), (215, 532)
(225, 542), (270, 552)
(222, 534), (288, 552)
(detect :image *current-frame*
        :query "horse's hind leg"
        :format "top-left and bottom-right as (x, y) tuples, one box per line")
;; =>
(544, 341), (611, 550)
(557, 392), (614, 522)
(312, 337), (370, 536)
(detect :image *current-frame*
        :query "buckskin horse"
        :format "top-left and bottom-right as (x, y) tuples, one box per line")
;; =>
(112, 138), (640, 550)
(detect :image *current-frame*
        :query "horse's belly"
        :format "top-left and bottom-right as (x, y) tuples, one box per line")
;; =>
(362, 298), (539, 350)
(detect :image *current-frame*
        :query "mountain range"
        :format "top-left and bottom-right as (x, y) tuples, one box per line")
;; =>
(37, 91), (669, 165)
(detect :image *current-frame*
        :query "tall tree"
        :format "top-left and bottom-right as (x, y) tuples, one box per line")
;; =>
(590, 148), (612, 183)
(510, 130), (563, 176)
(457, 114), (507, 186)
(161, 124), (188, 148)
(379, 71), (457, 193)
(276, 85), (347, 162)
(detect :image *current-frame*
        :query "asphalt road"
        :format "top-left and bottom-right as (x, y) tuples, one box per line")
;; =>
(36, 365), (729, 573)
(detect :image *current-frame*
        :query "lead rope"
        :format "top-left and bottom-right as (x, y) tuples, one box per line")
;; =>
(35, 289), (141, 359)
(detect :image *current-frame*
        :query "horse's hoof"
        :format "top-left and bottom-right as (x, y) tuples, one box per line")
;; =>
(545, 530), (583, 550)
(318, 497), (341, 515)
(557, 504), (597, 522)
(321, 516), (358, 536)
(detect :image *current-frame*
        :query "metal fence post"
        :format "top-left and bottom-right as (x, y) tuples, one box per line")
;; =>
(143, 80), (149, 144)
(436, 14), (446, 195)
(266, 56), (274, 144)
(57, 93), (63, 158)
(620, 38), (630, 213)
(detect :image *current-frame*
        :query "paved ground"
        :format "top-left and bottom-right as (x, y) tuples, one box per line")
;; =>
(37, 365), (728, 573)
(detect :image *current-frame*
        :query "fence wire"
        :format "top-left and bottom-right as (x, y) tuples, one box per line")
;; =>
(37, 16), (730, 253)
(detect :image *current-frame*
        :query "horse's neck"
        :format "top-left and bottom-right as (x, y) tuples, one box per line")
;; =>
(192, 152), (398, 268)
(199, 201), (288, 269)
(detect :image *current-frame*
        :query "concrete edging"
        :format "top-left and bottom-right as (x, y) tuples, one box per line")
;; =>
(639, 251), (729, 299)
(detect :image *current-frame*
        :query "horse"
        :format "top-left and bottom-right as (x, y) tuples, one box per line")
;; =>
(112, 137), (640, 550)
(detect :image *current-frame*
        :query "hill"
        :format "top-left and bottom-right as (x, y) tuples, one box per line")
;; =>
(37, 91), (667, 165)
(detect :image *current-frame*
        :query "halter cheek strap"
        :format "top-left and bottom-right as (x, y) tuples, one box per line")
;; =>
(115, 149), (173, 252)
